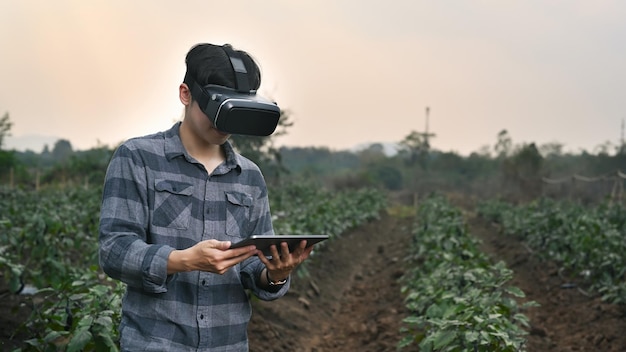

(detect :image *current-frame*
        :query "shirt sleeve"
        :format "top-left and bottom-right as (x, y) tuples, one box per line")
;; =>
(98, 143), (175, 293)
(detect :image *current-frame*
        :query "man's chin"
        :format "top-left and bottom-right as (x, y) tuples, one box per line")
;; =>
(211, 126), (230, 137)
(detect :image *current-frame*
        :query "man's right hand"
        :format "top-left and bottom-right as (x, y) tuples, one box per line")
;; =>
(167, 239), (257, 274)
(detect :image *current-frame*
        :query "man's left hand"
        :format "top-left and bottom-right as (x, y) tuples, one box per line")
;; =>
(257, 240), (314, 282)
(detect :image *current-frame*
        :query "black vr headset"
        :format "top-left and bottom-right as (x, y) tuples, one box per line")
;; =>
(186, 44), (281, 136)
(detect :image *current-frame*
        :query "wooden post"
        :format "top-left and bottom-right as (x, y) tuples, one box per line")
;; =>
(9, 167), (14, 189)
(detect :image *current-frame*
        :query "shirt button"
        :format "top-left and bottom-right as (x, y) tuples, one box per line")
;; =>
(200, 314), (204, 320)
(202, 279), (206, 286)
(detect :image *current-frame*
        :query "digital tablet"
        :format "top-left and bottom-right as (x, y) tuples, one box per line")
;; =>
(229, 235), (329, 256)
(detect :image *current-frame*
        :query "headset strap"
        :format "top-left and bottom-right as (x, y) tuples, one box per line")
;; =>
(185, 73), (209, 108)
(222, 44), (250, 93)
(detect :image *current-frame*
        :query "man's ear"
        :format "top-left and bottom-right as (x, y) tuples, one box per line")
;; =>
(179, 83), (192, 106)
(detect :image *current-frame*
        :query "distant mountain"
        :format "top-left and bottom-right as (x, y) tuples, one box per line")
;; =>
(4, 134), (62, 152)
(350, 142), (400, 157)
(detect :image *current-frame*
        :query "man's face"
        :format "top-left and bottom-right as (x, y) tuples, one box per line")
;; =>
(188, 100), (231, 145)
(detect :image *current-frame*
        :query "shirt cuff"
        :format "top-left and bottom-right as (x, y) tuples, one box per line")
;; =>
(241, 261), (290, 300)
(141, 245), (175, 293)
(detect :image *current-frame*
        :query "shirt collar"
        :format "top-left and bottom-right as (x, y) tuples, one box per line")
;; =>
(164, 122), (242, 172)
(164, 122), (186, 161)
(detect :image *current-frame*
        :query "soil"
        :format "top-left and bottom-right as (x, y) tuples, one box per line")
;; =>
(248, 210), (412, 352)
(3, 197), (626, 351)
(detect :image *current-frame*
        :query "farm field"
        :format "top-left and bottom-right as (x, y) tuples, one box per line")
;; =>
(247, 195), (626, 352)
(3, 189), (626, 350)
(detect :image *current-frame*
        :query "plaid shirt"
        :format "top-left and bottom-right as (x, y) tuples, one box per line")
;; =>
(99, 122), (289, 351)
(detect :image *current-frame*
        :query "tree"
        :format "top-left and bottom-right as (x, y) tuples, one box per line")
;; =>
(0, 112), (17, 183)
(494, 129), (512, 158)
(501, 143), (544, 199)
(357, 143), (386, 164)
(0, 150), (17, 173)
(0, 112), (13, 150)
(370, 164), (403, 190)
(539, 142), (564, 158)
(51, 139), (73, 164)
(399, 131), (429, 167)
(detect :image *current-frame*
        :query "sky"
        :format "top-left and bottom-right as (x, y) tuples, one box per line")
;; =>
(1, 0), (625, 156)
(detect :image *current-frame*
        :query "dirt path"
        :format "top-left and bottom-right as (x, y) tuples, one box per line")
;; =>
(468, 214), (626, 352)
(248, 211), (413, 352)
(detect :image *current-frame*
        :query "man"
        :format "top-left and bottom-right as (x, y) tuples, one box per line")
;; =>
(99, 43), (313, 351)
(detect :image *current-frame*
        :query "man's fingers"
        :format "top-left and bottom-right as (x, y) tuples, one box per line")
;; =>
(292, 240), (307, 257)
(215, 240), (232, 250)
(300, 245), (314, 260)
(280, 241), (291, 258)
(215, 248), (257, 274)
(269, 243), (281, 260)
(257, 250), (271, 266)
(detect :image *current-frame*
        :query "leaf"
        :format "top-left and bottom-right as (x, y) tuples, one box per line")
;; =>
(433, 330), (456, 349)
(43, 330), (66, 343)
(465, 330), (479, 344)
(505, 286), (526, 298)
(69, 293), (87, 301)
(67, 328), (93, 352)
(398, 336), (416, 348)
(95, 333), (119, 352)
(513, 313), (530, 327)
(488, 313), (502, 320)
(94, 316), (113, 329)
(24, 338), (41, 347)
(77, 315), (95, 328)
(90, 284), (109, 296)
(426, 304), (443, 318)
(403, 316), (422, 324)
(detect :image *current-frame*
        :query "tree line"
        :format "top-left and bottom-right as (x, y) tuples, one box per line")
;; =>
(1, 111), (625, 203)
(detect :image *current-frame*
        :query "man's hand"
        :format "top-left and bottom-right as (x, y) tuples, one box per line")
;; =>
(168, 239), (257, 275)
(258, 240), (314, 283)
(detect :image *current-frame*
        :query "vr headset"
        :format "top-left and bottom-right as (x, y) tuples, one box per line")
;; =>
(186, 45), (281, 136)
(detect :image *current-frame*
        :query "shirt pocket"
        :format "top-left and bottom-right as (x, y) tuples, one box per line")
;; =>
(153, 179), (193, 230)
(225, 191), (253, 238)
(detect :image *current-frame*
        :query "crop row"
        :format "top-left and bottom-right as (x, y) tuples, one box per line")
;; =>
(0, 183), (387, 351)
(478, 198), (626, 304)
(400, 196), (534, 351)
(271, 182), (387, 239)
(0, 186), (127, 351)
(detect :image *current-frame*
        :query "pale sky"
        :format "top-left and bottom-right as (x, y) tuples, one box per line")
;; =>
(1, 0), (625, 155)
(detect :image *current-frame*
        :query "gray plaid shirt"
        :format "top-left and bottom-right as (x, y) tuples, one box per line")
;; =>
(99, 122), (289, 351)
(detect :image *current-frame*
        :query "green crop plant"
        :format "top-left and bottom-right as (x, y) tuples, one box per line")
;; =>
(400, 196), (535, 351)
(478, 198), (626, 304)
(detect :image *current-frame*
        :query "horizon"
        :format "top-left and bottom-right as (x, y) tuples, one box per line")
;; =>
(5, 129), (623, 157)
